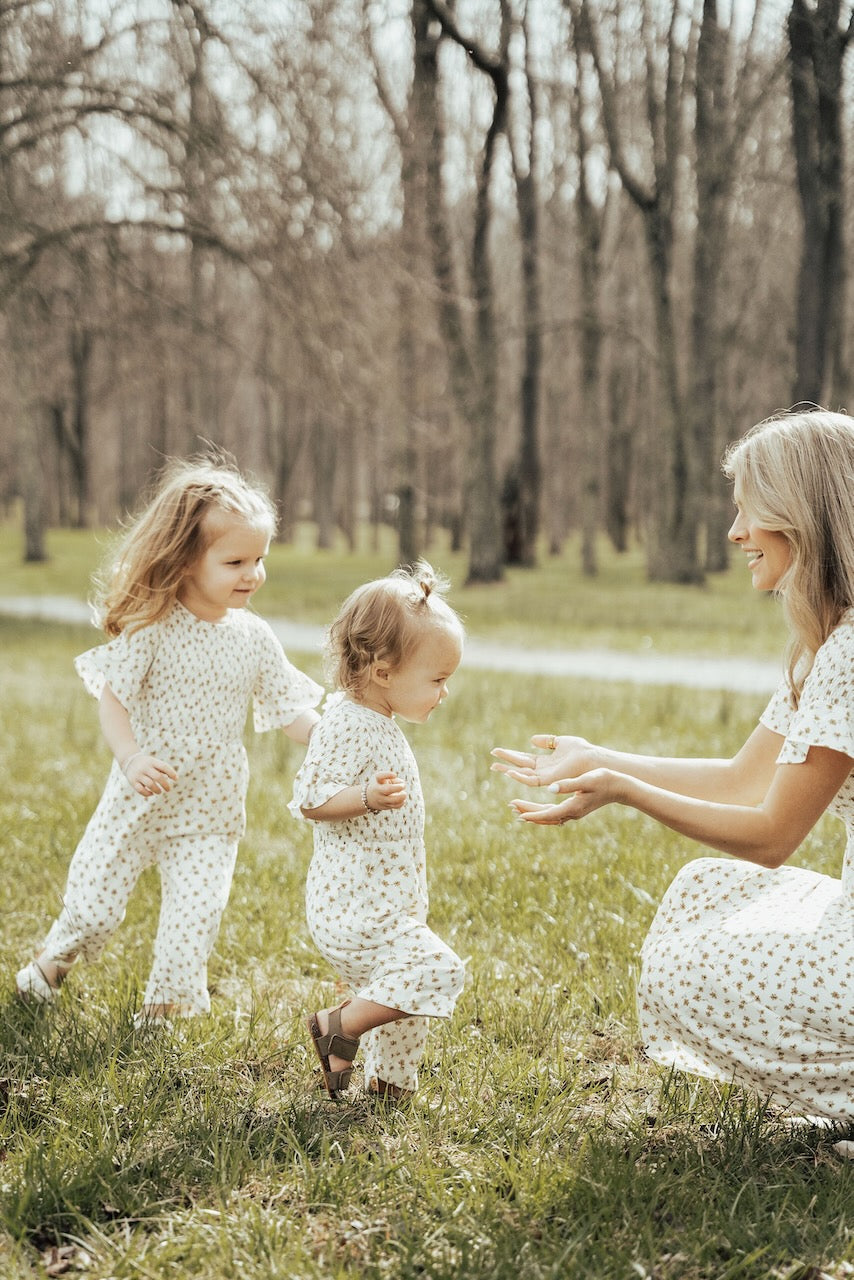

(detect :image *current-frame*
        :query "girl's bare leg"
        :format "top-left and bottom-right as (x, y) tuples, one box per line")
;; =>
(313, 997), (406, 1075)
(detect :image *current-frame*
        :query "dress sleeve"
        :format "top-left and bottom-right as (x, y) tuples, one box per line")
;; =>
(771, 622), (854, 764)
(252, 619), (324, 733)
(74, 625), (158, 708)
(289, 696), (374, 819)
(759, 679), (795, 738)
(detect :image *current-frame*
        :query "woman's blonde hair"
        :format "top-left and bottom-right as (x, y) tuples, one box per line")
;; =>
(723, 408), (854, 700)
(94, 453), (277, 636)
(325, 560), (464, 697)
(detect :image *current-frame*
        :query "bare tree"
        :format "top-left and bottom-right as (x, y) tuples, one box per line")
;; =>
(788, 0), (853, 407)
(571, 0), (703, 583)
(421, 0), (506, 583)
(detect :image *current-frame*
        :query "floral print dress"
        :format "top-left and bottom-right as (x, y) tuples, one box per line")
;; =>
(291, 694), (464, 1092)
(638, 610), (854, 1120)
(40, 602), (323, 1012)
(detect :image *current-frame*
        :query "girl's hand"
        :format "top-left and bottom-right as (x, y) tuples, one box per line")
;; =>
(491, 735), (596, 788)
(510, 769), (624, 824)
(124, 754), (178, 797)
(366, 772), (407, 811)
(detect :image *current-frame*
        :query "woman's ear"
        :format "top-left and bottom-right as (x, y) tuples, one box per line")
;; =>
(370, 660), (392, 686)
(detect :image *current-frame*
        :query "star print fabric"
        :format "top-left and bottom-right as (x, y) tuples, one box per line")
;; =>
(292, 694), (464, 1091)
(40, 603), (323, 1013)
(638, 611), (854, 1120)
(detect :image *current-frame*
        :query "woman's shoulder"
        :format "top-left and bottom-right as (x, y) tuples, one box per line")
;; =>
(815, 609), (854, 667)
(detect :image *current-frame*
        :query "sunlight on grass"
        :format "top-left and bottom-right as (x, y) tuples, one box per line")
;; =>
(0, 619), (850, 1278)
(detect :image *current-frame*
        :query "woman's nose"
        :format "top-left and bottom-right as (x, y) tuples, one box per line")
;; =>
(728, 514), (745, 543)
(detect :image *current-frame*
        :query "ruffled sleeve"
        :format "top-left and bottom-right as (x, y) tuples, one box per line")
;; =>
(759, 679), (795, 739)
(289, 695), (375, 819)
(767, 618), (854, 764)
(251, 618), (323, 733)
(74, 625), (158, 709)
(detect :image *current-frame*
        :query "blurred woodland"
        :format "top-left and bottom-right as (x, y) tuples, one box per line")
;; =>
(1, 0), (852, 583)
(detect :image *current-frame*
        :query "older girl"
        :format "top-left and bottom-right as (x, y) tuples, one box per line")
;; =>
(17, 455), (322, 1020)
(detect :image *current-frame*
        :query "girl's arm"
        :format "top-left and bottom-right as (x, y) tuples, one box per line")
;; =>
(511, 742), (853, 868)
(493, 721), (782, 807)
(282, 709), (321, 745)
(99, 685), (178, 796)
(301, 772), (406, 821)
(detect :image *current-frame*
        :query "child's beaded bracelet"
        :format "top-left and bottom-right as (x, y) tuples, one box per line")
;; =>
(361, 779), (380, 814)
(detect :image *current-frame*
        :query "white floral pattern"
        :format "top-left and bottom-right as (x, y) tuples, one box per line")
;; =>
(638, 610), (854, 1119)
(291, 694), (465, 1092)
(38, 602), (322, 1013)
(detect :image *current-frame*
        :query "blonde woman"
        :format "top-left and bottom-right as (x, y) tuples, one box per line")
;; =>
(493, 410), (854, 1122)
(17, 455), (322, 1021)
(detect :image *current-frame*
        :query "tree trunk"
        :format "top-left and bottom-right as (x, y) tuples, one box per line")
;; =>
(421, 0), (504, 585)
(787, 0), (851, 407)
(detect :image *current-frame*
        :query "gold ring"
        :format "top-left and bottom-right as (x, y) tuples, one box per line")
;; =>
(547, 736), (557, 751)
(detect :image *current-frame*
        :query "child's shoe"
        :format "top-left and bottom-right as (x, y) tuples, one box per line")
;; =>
(15, 962), (58, 1003)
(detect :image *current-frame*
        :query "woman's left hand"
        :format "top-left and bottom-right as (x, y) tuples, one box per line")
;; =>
(510, 769), (624, 824)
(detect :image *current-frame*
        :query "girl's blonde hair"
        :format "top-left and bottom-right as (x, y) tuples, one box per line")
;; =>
(95, 453), (277, 636)
(723, 408), (854, 701)
(325, 560), (464, 697)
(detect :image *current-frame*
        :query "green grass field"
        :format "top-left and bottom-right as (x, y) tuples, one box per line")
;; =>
(0, 603), (850, 1279)
(0, 524), (788, 659)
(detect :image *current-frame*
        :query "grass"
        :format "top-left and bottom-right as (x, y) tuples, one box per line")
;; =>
(0, 522), (789, 659)
(0, 616), (851, 1279)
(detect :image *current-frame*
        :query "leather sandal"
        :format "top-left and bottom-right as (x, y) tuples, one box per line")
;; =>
(306, 1004), (360, 1099)
(367, 1077), (413, 1105)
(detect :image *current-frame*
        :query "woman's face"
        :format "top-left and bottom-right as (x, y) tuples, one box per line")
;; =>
(728, 488), (792, 592)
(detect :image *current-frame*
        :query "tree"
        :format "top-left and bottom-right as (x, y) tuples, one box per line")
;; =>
(788, 0), (853, 407)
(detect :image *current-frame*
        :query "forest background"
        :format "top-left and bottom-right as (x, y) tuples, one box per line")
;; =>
(1, 0), (852, 587)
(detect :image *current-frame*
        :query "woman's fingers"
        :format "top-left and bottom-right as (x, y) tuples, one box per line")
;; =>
(490, 748), (534, 768)
(508, 798), (571, 825)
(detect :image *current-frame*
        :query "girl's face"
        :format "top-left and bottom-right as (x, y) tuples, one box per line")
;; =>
(728, 488), (792, 592)
(367, 623), (463, 722)
(179, 517), (271, 622)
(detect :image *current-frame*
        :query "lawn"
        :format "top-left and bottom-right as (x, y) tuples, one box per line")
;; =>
(0, 523), (788, 659)
(0, 615), (850, 1280)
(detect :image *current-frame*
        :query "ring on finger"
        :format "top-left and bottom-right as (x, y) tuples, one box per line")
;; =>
(547, 735), (557, 751)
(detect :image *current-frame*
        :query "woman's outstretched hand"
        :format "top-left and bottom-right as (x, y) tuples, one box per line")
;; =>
(509, 769), (624, 824)
(490, 734), (596, 788)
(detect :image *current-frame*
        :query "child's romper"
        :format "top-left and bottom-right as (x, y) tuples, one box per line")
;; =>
(41, 601), (322, 1013)
(291, 693), (465, 1093)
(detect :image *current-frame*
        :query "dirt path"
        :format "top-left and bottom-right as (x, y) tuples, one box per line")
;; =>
(0, 595), (782, 694)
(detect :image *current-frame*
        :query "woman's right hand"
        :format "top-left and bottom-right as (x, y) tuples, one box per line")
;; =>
(490, 735), (598, 789)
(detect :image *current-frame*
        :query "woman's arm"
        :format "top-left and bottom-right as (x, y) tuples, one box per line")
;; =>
(511, 742), (852, 868)
(492, 722), (782, 807)
(301, 772), (406, 821)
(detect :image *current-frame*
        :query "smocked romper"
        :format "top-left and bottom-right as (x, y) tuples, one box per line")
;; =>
(41, 602), (322, 1013)
(291, 694), (465, 1092)
(638, 610), (854, 1120)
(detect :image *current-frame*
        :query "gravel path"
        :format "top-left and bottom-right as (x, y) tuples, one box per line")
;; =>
(0, 595), (782, 694)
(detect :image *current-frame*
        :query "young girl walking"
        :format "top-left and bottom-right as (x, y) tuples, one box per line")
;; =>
(16, 455), (323, 1021)
(291, 562), (466, 1102)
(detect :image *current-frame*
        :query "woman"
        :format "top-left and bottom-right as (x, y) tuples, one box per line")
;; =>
(492, 410), (854, 1121)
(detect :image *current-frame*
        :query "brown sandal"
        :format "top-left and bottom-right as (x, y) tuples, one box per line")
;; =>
(367, 1077), (413, 1106)
(306, 1005), (360, 1099)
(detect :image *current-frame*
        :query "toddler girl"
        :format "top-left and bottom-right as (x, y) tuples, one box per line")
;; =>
(292, 562), (466, 1102)
(16, 455), (323, 1020)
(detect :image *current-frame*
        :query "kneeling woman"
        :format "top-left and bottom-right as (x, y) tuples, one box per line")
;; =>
(492, 410), (854, 1123)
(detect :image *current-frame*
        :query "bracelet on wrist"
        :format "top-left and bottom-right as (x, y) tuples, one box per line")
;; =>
(361, 779), (379, 814)
(121, 750), (145, 775)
